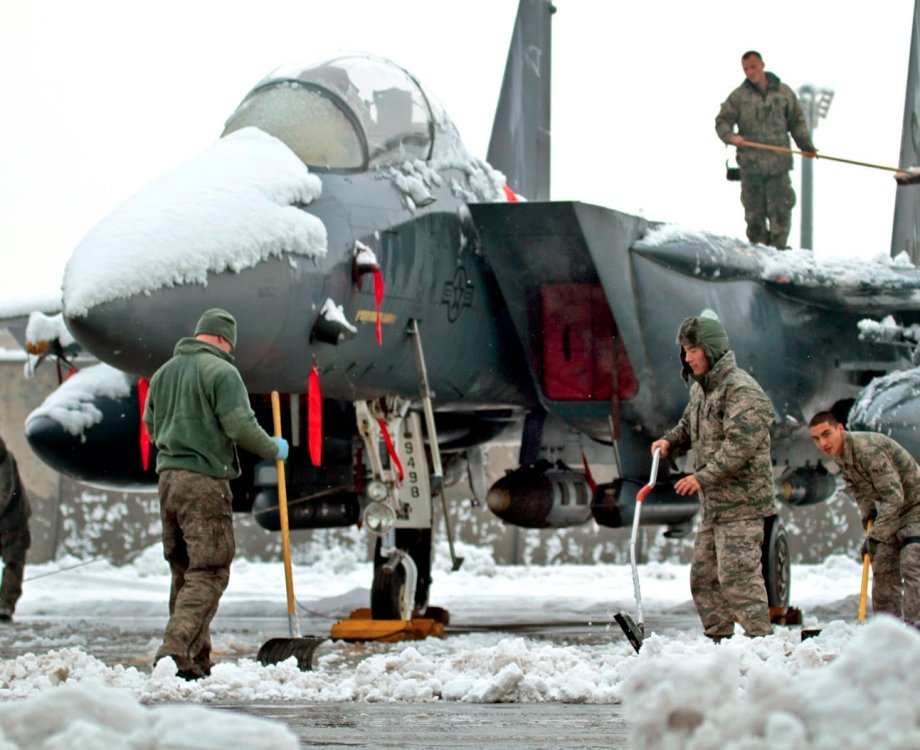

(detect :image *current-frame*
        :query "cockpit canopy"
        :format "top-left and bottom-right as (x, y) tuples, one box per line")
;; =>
(222, 55), (434, 172)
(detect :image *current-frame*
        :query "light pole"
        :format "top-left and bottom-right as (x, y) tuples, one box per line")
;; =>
(797, 84), (834, 249)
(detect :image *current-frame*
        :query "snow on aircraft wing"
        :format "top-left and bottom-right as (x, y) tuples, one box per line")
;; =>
(634, 224), (920, 314)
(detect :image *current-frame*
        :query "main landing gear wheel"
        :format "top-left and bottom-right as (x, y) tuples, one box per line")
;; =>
(761, 514), (790, 608)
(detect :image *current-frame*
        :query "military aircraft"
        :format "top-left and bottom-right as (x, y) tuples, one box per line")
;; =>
(18, 0), (920, 625)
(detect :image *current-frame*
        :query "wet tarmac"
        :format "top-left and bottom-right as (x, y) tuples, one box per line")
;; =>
(211, 700), (631, 749)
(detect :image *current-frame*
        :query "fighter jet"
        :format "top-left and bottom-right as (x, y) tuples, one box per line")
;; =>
(20, 0), (920, 623)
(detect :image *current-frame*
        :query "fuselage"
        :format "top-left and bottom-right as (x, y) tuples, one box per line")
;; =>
(61, 55), (536, 408)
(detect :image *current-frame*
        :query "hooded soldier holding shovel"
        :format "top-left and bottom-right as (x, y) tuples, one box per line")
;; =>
(651, 313), (776, 641)
(809, 412), (920, 629)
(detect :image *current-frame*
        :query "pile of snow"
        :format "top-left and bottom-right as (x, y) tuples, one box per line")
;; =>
(0, 680), (297, 749)
(627, 617), (920, 749)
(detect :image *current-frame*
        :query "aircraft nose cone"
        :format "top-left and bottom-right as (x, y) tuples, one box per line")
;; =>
(60, 127), (328, 377)
(486, 486), (512, 514)
(64, 255), (322, 386)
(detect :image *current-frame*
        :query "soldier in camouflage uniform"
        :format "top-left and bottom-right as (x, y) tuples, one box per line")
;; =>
(809, 412), (920, 627)
(0, 433), (30, 623)
(144, 308), (288, 679)
(715, 51), (817, 249)
(651, 314), (776, 640)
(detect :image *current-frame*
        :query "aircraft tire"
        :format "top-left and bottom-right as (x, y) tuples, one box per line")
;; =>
(761, 514), (790, 608)
(371, 530), (434, 619)
(371, 559), (407, 620)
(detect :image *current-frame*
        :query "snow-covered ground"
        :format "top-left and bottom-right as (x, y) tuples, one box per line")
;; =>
(2, 534), (919, 748)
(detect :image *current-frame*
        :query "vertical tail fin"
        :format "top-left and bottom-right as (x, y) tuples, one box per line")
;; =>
(892, 0), (920, 261)
(486, 0), (554, 201)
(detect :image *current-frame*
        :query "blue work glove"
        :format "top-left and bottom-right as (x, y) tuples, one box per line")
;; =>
(271, 436), (289, 461)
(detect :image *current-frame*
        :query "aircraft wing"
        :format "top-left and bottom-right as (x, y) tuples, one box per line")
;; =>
(632, 225), (920, 315)
(471, 200), (920, 443)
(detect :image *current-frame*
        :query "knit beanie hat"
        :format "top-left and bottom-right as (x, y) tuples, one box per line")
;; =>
(676, 314), (729, 380)
(195, 308), (237, 349)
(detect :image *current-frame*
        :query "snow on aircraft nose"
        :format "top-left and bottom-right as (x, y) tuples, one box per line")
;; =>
(61, 127), (327, 378)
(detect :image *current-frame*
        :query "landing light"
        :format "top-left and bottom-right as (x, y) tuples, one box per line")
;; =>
(364, 501), (396, 534)
(366, 480), (388, 502)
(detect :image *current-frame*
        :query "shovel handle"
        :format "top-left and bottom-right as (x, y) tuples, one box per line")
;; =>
(740, 139), (911, 177)
(636, 448), (661, 503)
(857, 519), (873, 623)
(271, 391), (301, 637)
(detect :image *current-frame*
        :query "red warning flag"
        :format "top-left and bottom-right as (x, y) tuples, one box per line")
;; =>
(376, 417), (405, 483)
(308, 364), (322, 466)
(138, 377), (151, 472)
(373, 268), (385, 345)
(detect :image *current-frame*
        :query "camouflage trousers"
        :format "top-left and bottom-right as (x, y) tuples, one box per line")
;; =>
(740, 171), (795, 249)
(0, 524), (30, 613)
(690, 516), (771, 638)
(155, 469), (235, 675)
(870, 521), (920, 626)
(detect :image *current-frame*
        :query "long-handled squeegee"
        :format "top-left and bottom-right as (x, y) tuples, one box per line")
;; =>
(614, 448), (660, 653)
(741, 140), (920, 185)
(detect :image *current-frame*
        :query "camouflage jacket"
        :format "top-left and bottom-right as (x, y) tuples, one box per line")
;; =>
(835, 431), (920, 543)
(715, 72), (815, 175)
(0, 437), (30, 533)
(662, 351), (776, 521)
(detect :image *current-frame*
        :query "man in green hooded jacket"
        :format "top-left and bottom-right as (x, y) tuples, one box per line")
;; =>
(144, 308), (288, 679)
(715, 50), (816, 249)
(651, 314), (776, 640)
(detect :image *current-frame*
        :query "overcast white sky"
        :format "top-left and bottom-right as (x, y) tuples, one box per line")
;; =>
(0, 0), (914, 304)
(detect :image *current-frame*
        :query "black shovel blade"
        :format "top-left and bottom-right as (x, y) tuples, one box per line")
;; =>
(800, 628), (822, 642)
(895, 171), (920, 186)
(614, 612), (644, 653)
(257, 636), (327, 671)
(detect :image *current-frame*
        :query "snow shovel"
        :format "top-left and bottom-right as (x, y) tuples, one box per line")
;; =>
(740, 140), (920, 185)
(802, 518), (875, 640)
(257, 391), (326, 670)
(615, 447), (660, 652)
(857, 519), (874, 624)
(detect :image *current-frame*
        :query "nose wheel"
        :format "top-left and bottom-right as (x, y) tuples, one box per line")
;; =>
(371, 530), (433, 620)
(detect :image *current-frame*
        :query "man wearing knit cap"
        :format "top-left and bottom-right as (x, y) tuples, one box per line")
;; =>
(651, 312), (777, 640)
(144, 308), (289, 679)
(0, 432), (30, 623)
